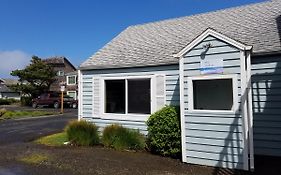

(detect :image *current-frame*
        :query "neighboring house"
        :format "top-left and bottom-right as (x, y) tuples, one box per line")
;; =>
(0, 78), (20, 100)
(65, 71), (78, 100)
(78, 0), (281, 171)
(43, 57), (77, 94)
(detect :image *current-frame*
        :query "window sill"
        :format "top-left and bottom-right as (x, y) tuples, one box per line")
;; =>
(100, 113), (150, 121)
(188, 109), (236, 114)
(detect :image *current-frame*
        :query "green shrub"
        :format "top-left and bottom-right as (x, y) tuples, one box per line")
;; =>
(65, 120), (99, 146)
(146, 106), (181, 158)
(20, 97), (32, 106)
(0, 98), (19, 105)
(102, 124), (145, 150)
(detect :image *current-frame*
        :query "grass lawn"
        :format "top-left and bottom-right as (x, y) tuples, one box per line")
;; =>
(35, 132), (68, 146)
(0, 110), (58, 120)
(19, 153), (50, 164)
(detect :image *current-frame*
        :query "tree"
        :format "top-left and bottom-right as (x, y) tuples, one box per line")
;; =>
(11, 56), (56, 97)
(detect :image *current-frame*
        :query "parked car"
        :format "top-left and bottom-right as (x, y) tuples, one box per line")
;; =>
(32, 92), (78, 109)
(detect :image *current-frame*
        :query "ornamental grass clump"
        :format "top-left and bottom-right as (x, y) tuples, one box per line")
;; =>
(102, 124), (145, 150)
(146, 106), (181, 158)
(65, 120), (99, 146)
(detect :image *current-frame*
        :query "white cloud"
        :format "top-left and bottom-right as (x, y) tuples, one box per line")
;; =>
(0, 50), (30, 78)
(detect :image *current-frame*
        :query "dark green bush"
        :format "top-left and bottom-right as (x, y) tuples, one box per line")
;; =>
(102, 124), (145, 150)
(65, 120), (99, 146)
(146, 106), (181, 158)
(0, 98), (19, 105)
(20, 97), (32, 106)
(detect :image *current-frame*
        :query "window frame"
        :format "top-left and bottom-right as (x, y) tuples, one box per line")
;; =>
(67, 91), (77, 100)
(187, 74), (238, 114)
(57, 70), (65, 77)
(67, 75), (77, 85)
(100, 75), (154, 120)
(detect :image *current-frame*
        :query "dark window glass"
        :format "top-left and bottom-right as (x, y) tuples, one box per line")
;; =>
(193, 79), (233, 110)
(105, 80), (125, 114)
(128, 79), (150, 114)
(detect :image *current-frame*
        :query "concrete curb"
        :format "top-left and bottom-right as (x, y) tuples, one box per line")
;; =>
(13, 114), (64, 121)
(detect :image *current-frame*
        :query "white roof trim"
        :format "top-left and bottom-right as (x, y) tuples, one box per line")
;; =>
(173, 28), (252, 58)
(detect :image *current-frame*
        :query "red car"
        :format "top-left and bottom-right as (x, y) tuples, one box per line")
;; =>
(32, 92), (78, 109)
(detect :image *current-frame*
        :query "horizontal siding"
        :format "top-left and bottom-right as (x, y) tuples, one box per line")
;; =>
(251, 54), (281, 156)
(80, 65), (180, 133)
(186, 156), (243, 169)
(84, 118), (148, 134)
(183, 37), (245, 169)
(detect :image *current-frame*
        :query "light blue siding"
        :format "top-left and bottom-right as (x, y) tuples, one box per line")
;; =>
(80, 65), (179, 133)
(251, 54), (281, 156)
(182, 37), (245, 169)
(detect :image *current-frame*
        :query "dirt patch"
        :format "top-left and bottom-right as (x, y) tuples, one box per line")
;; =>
(1, 142), (281, 175)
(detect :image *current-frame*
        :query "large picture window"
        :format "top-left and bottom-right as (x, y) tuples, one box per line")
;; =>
(105, 78), (151, 114)
(188, 75), (237, 112)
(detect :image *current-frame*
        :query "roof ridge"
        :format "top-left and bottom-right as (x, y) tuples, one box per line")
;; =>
(129, 0), (272, 28)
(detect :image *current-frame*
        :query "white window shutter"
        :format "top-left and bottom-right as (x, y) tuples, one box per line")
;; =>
(155, 74), (166, 112)
(93, 77), (101, 116)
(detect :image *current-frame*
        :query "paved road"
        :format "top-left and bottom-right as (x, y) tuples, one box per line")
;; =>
(0, 109), (77, 145)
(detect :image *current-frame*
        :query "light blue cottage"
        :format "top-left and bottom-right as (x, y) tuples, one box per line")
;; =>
(78, 0), (281, 171)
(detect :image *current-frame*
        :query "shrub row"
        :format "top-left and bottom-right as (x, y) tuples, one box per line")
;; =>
(65, 121), (145, 150)
(65, 105), (181, 157)
(0, 98), (19, 105)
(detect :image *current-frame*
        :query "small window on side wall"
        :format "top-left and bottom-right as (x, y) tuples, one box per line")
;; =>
(57, 70), (64, 76)
(67, 75), (76, 85)
(189, 76), (236, 112)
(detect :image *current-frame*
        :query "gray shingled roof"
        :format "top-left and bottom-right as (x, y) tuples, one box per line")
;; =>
(43, 57), (66, 64)
(80, 0), (281, 70)
(0, 84), (12, 93)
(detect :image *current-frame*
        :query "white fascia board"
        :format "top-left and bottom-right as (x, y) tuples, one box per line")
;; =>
(173, 28), (252, 58)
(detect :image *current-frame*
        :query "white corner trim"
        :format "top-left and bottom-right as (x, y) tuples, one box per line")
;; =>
(77, 70), (82, 121)
(173, 28), (252, 58)
(240, 50), (249, 171)
(246, 51), (254, 171)
(179, 56), (187, 163)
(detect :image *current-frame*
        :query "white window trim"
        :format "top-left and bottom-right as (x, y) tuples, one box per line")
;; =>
(187, 74), (238, 114)
(67, 91), (77, 100)
(100, 75), (154, 121)
(57, 70), (65, 76)
(66, 75), (77, 85)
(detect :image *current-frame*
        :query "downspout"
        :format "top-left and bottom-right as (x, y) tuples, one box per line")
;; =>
(246, 51), (254, 171)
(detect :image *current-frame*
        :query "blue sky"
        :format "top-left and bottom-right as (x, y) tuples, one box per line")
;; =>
(0, 0), (265, 78)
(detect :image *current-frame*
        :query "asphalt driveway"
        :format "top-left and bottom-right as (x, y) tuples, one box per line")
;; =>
(0, 110), (76, 145)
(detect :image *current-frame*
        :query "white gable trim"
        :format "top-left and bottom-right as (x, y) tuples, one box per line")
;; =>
(173, 28), (252, 58)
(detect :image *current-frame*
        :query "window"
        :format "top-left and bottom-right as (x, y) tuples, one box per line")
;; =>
(188, 75), (237, 112)
(105, 80), (125, 114)
(105, 78), (151, 114)
(128, 79), (151, 114)
(57, 70), (64, 76)
(67, 75), (76, 85)
(67, 91), (77, 100)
